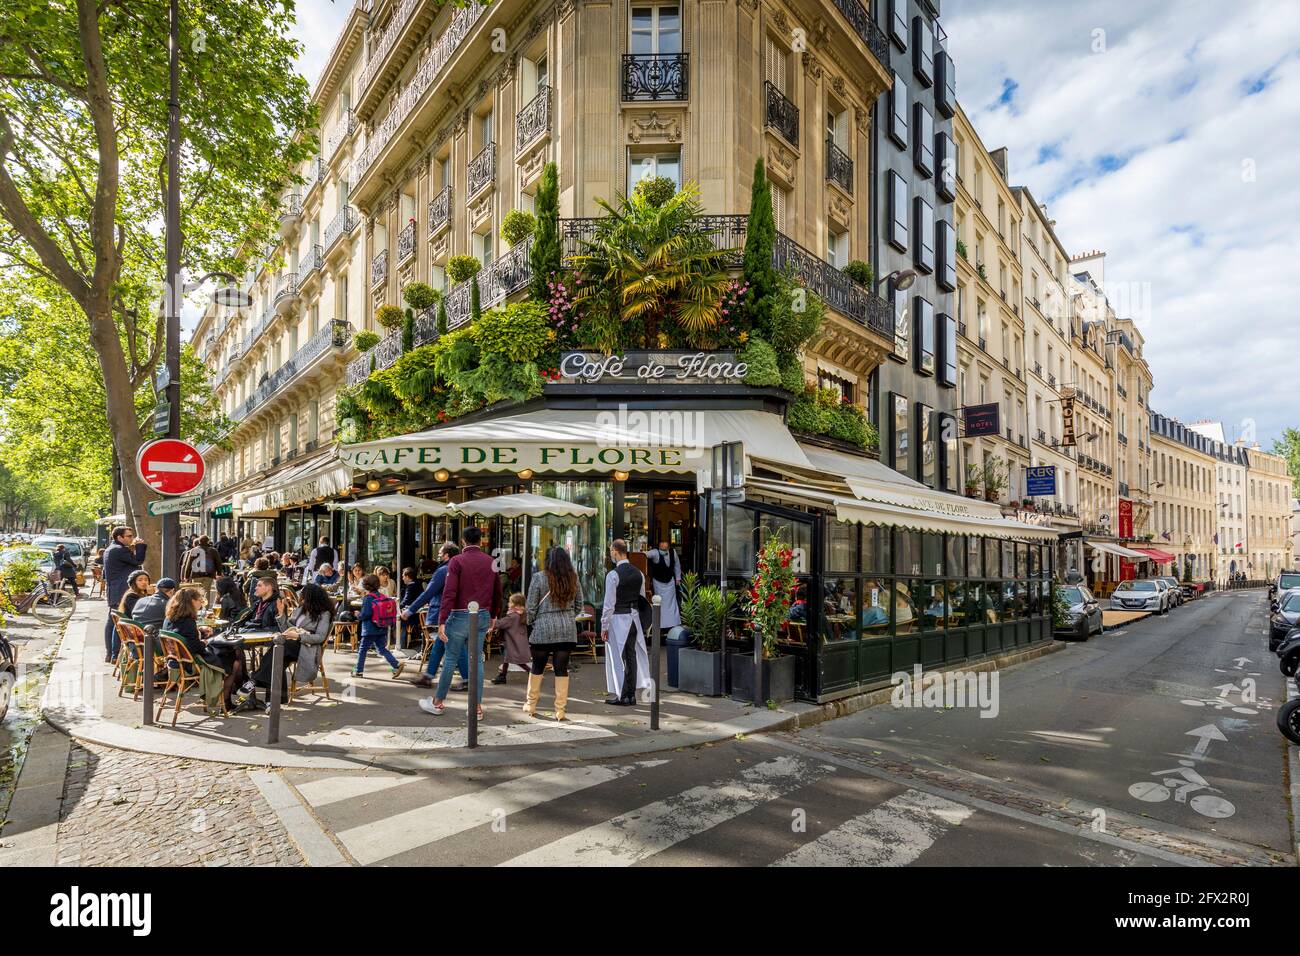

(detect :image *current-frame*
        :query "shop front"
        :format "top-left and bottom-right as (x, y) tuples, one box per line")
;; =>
(330, 390), (1059, 704)
(231, 452), (355, 560)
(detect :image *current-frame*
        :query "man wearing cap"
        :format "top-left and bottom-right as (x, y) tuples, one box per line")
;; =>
(131, 577), (179, 631)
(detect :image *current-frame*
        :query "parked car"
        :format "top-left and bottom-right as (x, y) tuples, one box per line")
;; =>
(1156, 576), (1183, 607)
(0, 630), (16, 721)
(1270, 571), (1300, 601)
(1055, 584), (1103, 640)
(31, 535), (86, 571)
(1110, 579), (1170, 614)
(1268, 590), (1300, 652)
(0, 546), (54, 574)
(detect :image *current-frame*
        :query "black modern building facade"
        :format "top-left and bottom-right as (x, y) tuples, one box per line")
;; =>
(869, 0), (959, 492)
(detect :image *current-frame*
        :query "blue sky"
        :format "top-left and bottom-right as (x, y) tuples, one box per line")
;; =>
(282, 1), (1300, 447)
(945, 0), (1300, 449)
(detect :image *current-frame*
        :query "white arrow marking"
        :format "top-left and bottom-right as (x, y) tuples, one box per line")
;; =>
(1213, 682), (1239, 698)
(1231, 657), (1252, 668)
(1185, 724), (1227, 758)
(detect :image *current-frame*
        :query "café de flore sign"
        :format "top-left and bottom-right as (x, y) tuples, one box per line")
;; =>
(559, 350), (748, 384)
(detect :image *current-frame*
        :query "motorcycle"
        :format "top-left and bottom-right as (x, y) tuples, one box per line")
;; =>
(1278, 685), (1300, 745)
(1277, 629), (1300, 678)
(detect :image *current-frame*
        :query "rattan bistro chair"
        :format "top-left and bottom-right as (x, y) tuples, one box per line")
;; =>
(155, 631), (226, 726)
(395, 613), (433, 679)
(115, 619), (162, 701)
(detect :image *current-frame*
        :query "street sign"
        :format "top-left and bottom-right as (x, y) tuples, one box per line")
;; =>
(1025, 465), (1057, 496)
(151, 402), (171, 436)
(154, 363), (171, 394)
(962, 403), (1001, 438)
(147, 493), (202, 516)
(136, 438), (205, 496)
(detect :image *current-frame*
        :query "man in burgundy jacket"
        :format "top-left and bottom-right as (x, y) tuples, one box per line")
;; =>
(419, 525), (501, 717)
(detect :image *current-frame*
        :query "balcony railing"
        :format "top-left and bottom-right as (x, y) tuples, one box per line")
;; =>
(241, 308), (273, 356)
(353, 2), (488, 184)
(357, 0), (420, 96)
(427, 185), (452, 236)
(764, 80), (799, 146)
(397, 219), (417, 264)
(515, 85), (551, 154)
(826, 136), (853, 194)
(301, 244), (324, 278)
(275, 272), (298, 303)
(467, 142), (496, 198)
(278, 193), (303, 223)
(232, 320), (351, 422)
(347, 326), (406, 387)
(829, 0), (891, 64)
(773, 232), (891, 337)
(443, 237), (536, 331)
(324, 204), (359, 250)
(621, 53), (689, 101)
(323, 110), (357, 163)
(371, 249), (389, 288)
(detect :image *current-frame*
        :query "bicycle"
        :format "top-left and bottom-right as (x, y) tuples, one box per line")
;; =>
(2, 573), (78, 626)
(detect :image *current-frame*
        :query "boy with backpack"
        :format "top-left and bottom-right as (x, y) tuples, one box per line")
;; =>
(354, 573), (402, 678)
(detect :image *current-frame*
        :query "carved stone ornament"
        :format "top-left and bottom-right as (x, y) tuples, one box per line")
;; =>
(628, 111), (682, 144)
(764, 138), (797, 188)
(802, 51), (822, 79)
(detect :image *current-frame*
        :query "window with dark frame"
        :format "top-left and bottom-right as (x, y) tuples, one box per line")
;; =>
(914, 103), (934, 176)
(912, 16), (933, 87)
(889, 170), (909, 251)
(913, 295), (935, 376)
(913, 195), (935, 273)
(889, 72), (909, 148)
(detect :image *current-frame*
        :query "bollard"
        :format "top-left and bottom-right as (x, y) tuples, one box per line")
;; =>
(650, 595), (662, 731)
(467, 601), (480, 749)
(142, 626), (154, 726)
(267, 633), (285, 745)
(753, 614), (763, 708)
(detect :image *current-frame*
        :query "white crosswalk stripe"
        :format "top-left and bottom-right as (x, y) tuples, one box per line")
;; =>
(293, 773), (420, 808)
(497, 755), (834, 867)
(772, 789), (974, 867)
(333, 760), (668, 865)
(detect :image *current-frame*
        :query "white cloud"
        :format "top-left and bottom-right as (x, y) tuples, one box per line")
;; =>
(290, 0), (353, 89)
(946, 0), (1300, 447)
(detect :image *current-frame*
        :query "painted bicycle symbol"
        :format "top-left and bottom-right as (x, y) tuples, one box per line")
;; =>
(1127, 760), (1236, 818)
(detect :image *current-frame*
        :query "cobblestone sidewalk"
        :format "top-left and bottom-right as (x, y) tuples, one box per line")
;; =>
(54, 743), (304, 867)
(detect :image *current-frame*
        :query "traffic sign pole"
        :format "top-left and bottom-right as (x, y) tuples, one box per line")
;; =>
(137, 438), (205, 580)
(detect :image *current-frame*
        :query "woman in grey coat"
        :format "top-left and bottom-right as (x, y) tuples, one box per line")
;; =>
(523, 548), (583, 720)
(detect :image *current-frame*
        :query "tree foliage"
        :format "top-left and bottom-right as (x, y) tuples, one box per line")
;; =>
(1271, 428), (1300, 497)
(529, 161), (561, 302)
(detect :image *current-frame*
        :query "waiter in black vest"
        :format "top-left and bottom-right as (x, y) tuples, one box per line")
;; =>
(600, 538), (650, 706)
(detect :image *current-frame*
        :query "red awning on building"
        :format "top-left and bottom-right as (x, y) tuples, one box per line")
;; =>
(1134, 547), (1177, 564)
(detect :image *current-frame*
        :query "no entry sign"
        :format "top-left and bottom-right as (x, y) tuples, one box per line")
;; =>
(136, 438), (205, 496)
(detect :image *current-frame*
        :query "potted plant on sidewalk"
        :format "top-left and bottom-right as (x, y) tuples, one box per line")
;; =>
(677, 572), (736, 696)
(729, 533), (797, 704)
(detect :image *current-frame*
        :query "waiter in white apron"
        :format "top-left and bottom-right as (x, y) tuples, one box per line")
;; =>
(601, 538), (651, 706)
(646, 539), (682, 629)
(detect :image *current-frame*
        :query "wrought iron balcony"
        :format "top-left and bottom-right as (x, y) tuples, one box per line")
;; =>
(324, 204), (359, 250)
(357, 0), (420, 96)
(240, 308), (274, 356)
(621, 53), (689, 102)
(279, 193), (303, 222)
(467, 142), (496, 198)
(772, 232), (891, 338)
(826, 136), (852, 194)
(427, 185), (452, 237)
(274, 273), (298, 312)
(444, 237), (535, 330)
(828, 0), (891, 64)
(515, 85), (551, 155)
(232, 320), (350, 421)
(347, 327), (405, 387)
(371, 249), (389, 288)
(353, 2), (488, 184)
(323, 109), (357, 163)
(764, 80), (799, 146)
(301, 244), (324, 279)
(397, 219), (417, 264)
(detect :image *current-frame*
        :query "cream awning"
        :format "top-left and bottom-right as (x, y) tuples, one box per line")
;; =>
(745, 476), (1059, 542)
(335, 408), (811, 477)
(1087, 540), (1150, 561)
(96, 513), (126, 526)
(327, 493), (454, 518)
(234, 453), (354, 516)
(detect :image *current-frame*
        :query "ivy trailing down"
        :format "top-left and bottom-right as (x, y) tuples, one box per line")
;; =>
(788, 385), (879, 450)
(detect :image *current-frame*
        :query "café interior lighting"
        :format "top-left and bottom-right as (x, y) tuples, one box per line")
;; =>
(613, 470), (630, 482)
(517, 468), (535, 480)
(365, 477), (381, 492)
(434, 468), (451, 482)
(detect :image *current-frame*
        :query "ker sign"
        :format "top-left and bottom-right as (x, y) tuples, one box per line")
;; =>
(1025, 465), (1057, 497)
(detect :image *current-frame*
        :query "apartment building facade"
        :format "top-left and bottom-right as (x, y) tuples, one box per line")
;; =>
(1246, 445), (1293, 579)
(871, 0), (960, 491)
(1149, 411), (1215, 580)
(193, 3), (370, 539)
(952, 104), (1027, 505)
(1066, 269), (1116, 537)
(1188, 420), (1251, 582)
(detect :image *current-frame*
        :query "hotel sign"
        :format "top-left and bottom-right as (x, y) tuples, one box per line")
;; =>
(962, 403), (1001, 438)
(559, 350), (748, 385)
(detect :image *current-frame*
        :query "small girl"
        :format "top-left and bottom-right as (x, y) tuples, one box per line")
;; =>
(490, 592), (531, 685)
(353, 573), (402, 678)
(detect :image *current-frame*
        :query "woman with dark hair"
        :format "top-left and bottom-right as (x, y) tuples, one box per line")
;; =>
(118, 570), (152, 620)
(215, 575), (248, 624)
(234, 583), (334, 709)
(523, 547), (583, 720)
(162, 586), (237, 675)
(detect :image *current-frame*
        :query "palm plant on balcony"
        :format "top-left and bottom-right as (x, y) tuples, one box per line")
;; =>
(569, 181), (734, 351)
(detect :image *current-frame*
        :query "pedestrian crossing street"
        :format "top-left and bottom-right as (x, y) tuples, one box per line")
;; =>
(281, 742), (1168, 867)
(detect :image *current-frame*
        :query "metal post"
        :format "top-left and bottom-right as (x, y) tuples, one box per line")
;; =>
(718, 487), (727, 692)
(650, 595), (662, 730)
(160, 0), (183, 582)
(467, 601), (480, 748)
(267, 633), (285, 744)
(753, 600), (763, 708)
(141, 625), (154, 726)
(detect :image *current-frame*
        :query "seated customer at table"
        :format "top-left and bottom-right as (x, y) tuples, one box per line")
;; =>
(234, 583), (333, 709)
(347, 563), (365, 589)
(244, 557), (272, 600)
(215, 575), (248, 624)
(243, 575), (284, 632)
(132, 577), (179, 630)
(162, 586), (237, 677)
(118, 570), (152, 620)
(314, 563), (340, 586)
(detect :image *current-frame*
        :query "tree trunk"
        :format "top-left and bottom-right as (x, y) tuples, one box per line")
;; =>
(85, 304), (162, 577)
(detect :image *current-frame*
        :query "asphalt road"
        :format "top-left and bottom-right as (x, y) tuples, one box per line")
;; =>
(278, 590), (1294, 866)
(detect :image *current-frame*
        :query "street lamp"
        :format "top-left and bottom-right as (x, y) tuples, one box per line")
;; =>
(879, 268), (918, 294)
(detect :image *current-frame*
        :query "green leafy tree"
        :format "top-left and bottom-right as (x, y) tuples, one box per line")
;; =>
(0, 0), (316, 559)
(1272, 428), (1300, 497)
(529, 162), (561, 302)
(742, 158), (780, 338)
